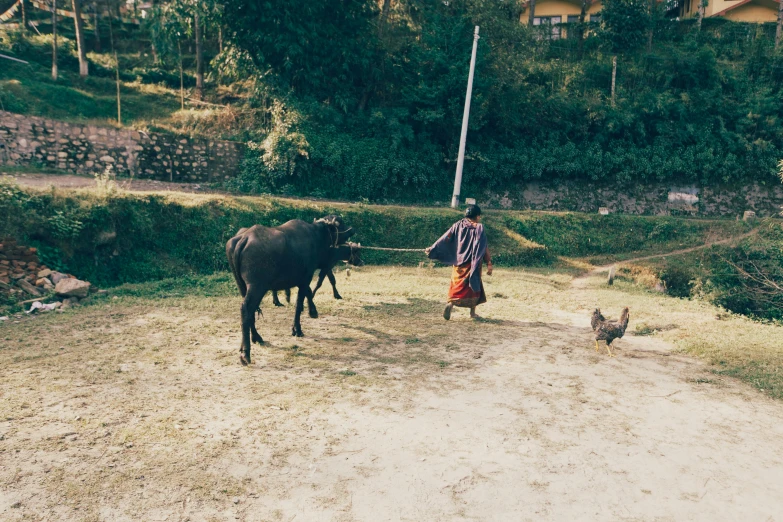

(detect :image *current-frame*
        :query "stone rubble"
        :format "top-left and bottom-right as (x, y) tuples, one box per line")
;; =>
(1, 237), (98, 312)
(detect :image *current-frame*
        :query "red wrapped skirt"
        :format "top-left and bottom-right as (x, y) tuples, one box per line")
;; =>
(448, 262), (486, 308)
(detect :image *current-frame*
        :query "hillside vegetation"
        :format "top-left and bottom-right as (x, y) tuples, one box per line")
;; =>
(0, 176), (749, 283)
(2, 1), (783, 203)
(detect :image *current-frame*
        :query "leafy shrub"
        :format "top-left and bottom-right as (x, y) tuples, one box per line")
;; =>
(701, 222), (783, 320)
(659, 264), (694, 298)
(47, 211), (84, 240)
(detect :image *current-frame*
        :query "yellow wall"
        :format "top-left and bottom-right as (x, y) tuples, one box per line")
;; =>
(520, 0), (603, 24)
(706, 0), (742, 17)
(680, 0), (779, 21)
(722, 3), (779, 20)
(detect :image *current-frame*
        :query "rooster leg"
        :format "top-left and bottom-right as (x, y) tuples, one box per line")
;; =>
(606, 342), (615, 357)
(595, 340), (600, 353)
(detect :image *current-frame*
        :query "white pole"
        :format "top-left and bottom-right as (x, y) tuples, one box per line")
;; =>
(451, 26), (480, 209)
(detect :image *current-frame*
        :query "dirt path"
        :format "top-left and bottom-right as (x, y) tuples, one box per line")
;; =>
(576, 228), (759, 279)
(1, 268), (782, 520)
(3, 171), (225, 194)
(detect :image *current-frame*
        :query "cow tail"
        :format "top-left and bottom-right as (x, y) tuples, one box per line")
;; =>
(227, 235), (249, 297)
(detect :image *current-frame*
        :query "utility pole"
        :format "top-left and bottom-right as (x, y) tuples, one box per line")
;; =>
(451, 26), (480, 209)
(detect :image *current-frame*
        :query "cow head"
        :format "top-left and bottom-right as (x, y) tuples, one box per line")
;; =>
(315, 215), (355, 246)
(346, 242), (364, 267)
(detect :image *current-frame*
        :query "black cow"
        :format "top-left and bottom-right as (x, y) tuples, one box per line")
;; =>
(226, 216), (360, 365)
(270, 257), (355, 306)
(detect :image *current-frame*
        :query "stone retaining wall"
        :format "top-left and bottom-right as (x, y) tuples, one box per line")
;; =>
(483, 180), (783, 218)
(0, 111), (244, 183)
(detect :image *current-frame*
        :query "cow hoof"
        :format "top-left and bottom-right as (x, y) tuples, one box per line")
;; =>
(240, 354), (250, 366)
(291, 328), (304, 337)
(274, 302), (284, 307)
(334, 294), (342, 300)
(309, 310), (318, 319)
(251, 333), (264, 345)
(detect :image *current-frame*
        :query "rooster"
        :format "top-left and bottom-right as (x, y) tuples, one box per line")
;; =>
(591, 307), (629, 357)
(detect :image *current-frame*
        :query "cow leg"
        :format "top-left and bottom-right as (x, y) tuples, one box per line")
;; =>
(250, 319), (264, 346)
(312, 271), (327, 298)
(326, 270), (342, 300)
(292, 285), (317, 337)
(240, 285), (265, 365)
(285, 288), (291, 303)
(292, 287), (306, 337)
(272, 291), (284, 307)
(305, 285), (318, 319)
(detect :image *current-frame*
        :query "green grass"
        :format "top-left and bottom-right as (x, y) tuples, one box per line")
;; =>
(0, 59), (182, 126)
(0, 180), (755, 288)
(504, 212), (751, 262)
(0, 29), (249, 139)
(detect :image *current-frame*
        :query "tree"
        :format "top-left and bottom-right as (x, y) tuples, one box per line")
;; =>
(93, 3), (101, 53)
(20, 0), (27, 32)
(528, 0), (536, 25)
(647, 0), (654, 51)
(148, 0), (220, 101)
(222, 0), (380, 102)
(72, 0), (89, 77)
(578, 0), (593, 56)
(601, 0), (651, 52)
(776, 0), (783, 49)
(696, 0), (708, 31)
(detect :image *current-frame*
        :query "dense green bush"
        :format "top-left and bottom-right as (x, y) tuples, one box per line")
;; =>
(219, 0), (783, 201)
(0, 180), (553, 285)
(698, 222), (783, 320)
(1, 179), (754, 287)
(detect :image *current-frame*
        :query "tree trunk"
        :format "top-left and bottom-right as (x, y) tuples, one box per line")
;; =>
(20, 0), (26, 31)
(72, 0), (89, 77)
(150, 0), (159, 63)
(776, 0), (783, 49)
(611, 55), (617, 107)
(94, 4), (101, 52)
(115, 50), (122, 125)
(528, 0), (536, 25)
(380, 0), (391, 35)
(577, 0), (590, 57)
(108, 13), (120, 124)
(178, 39), (185, 110)
(52, 0), (58, 80)
(647, 0), (654, 52)
(218, 26), (223, 53)
(696, 0), (705, 31)
(194, 11), (204, 100)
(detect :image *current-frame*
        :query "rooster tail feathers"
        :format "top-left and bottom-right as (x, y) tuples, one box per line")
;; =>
(591, 308), (603, 330)
(620, 307), (630, 329)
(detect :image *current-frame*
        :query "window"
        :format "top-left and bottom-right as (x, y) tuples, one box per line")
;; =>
(590, 14), (601, 24)
(532, 16), (562, 39)
(566, 16), (581, 39)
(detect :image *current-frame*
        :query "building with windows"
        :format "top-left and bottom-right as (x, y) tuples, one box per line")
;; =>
(519, 0), (781, 37)
(520, 0), (604, 39)
(677, 0), (780, 22)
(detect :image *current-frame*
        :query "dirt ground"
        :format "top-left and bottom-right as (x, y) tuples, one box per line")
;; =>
(1, 267), (782, 521)
(3, 172), (223, 194)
